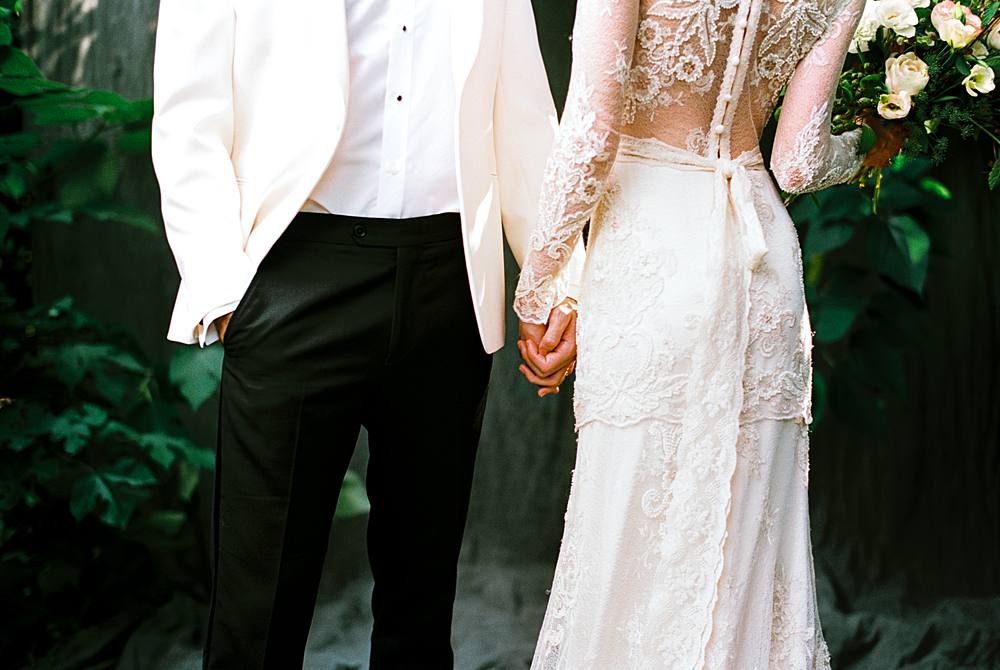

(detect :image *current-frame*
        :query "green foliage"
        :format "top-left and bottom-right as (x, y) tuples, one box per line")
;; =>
(0, 5), (215, 667)
(791, 158), (945, 434)
(0, 5), (369, 666)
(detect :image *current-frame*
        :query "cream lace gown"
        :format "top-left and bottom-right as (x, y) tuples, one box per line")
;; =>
(513, 0), (868, 668)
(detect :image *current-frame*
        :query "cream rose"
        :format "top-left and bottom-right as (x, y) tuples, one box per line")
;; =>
(877, 0), (920, 37)
(988, 22), (1000, 50)
(963, 64), (996, 96)
(971, 40), (989, 57)
(931, 1), (983, 48)
(878, 91), (913, 119)
(850, 1), (881, 53)
(885, 53), (930, 96)
(909, 0), (930, 7)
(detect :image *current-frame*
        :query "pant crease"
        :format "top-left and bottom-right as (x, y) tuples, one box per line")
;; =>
(259, 390), (307, 668)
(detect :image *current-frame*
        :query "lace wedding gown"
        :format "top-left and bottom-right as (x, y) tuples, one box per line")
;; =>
(513, 0), (867, 667)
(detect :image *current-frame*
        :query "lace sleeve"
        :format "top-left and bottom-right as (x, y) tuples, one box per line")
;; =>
(771, 0), (867, 195)
(513, 0), (641, 324)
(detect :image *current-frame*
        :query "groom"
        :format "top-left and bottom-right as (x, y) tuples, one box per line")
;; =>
(152, 0), (582, 668)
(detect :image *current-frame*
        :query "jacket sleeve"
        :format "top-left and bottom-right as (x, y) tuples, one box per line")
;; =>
(512, 0), (641, 324)
(771, 0), (867, 194)
(151, 0), (255, 346)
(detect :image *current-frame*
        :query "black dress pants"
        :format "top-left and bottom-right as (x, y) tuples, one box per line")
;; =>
(205, 212), (493, 669)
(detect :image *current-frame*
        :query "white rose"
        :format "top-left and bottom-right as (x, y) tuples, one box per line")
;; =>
(885, 52), (930, 96)
(963, 64), (996, 96)
(909, 0), (930, 7)
(850, 1), (882, 53)
(971, 41), (989, 58)
(988, 23), (1000, 50)
(931, 1), (983, 49)
(877, 0), (919, 37)
(877, 91), (913, 119)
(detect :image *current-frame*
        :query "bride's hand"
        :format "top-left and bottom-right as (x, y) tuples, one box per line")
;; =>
(517, 298), (578, 398)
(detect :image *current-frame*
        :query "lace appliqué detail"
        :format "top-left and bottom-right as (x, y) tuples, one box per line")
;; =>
(770, 565), (833, 669)
(622, 0), (738, 124)
(771, 101), (864, 194)
(514, 78), (618, 324)
(574, 186), (690, 428)
(754, 0), (837, 108)
(532, 446), (596, 670)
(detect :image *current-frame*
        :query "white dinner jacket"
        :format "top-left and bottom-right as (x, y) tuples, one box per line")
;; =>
(152, 0), (583, 353)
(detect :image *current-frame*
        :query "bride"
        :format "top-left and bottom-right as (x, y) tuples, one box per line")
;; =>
(513, 0), (867, 667)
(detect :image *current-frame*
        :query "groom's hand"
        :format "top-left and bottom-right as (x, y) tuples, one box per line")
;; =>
(517, 298), (578, 398)
(215, 313), (234, 344)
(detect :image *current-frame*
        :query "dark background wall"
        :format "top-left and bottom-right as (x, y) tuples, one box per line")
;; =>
(24, 0), (999, 613)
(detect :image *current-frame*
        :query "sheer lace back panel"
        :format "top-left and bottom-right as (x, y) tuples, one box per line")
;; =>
(513, 0), (865, 323)
(624, 0), (845, 158)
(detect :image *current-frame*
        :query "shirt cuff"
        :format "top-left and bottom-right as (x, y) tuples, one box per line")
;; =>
(198, 301), (240, 347)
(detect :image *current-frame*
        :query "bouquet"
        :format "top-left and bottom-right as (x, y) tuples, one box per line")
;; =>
(834, 0), (1000, 190)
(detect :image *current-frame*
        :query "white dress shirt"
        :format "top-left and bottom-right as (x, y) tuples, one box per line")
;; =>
(303, 0), (461, 218)
(205, 0), (461, 343)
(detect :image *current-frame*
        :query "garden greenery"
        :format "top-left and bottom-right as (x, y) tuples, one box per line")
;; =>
(0, 1), (225, 667)
(0, 7), (373, 664)
(791, 156), (948, 432)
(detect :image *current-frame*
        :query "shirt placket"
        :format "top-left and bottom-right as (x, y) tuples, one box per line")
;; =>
(375, 0), (416, 218)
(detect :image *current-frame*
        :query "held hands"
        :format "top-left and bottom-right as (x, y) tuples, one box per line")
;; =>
(215, 313), (234, 344)
(517, 298), (578, 398)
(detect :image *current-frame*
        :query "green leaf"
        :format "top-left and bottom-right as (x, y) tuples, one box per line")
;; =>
(102, 459), (157, 487)
(117, 127), (152, 154)
(805, 217), (855, 257)
(868, 215), (931, 294)
(169, 346), (223, 411)
(877, 179), (925, 210)
(0, 24), (12, 47)
(32, 343), (149, 404)
(78, 89), (131, 111)
(919, 177), (952, 200)
(50, 415), (91, 455)
(27, 100), (102, 126)
(70, 459), (157, 528)
(80, 203), (159, 234)
(0, 46), (42, 78)
(989, 160), (1000, 190)
(858, 124), (877, 155)
(177, 461), (201, 501)
(100, 420), (214, 470)
(0, 163), (29, 199)
(112, 98), (153, 125)
(70, 473), (116, 524)
(982, 1), (999, 23)
(955, 57), (972, 76)
(336, 470), (370, 519)
(135, 510), (186, 536)
(0, 131), (39, 156)
(55, 143), (120, 207)
(0, 76), (64, 96)
(811, 269), (869, 343)
(49, 404), (109, 455)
